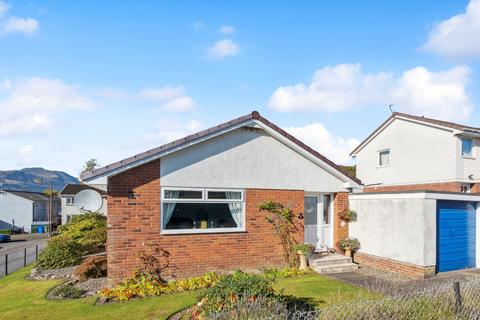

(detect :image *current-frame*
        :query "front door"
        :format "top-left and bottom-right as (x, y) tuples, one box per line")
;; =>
(304, 194), (333, 250)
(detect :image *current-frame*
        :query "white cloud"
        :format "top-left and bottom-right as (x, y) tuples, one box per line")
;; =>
(1, 16), (39, 35)
(144, 119), (203, 145)
(219, 25), (236, 34)
(0, 1), (9, 17)
(284, 123), (359, 165)
(139, 85), (195, 112)
(422, 0), (480, 58)
(206, 39), (240, 60)
(0, 77), (94, 137)
(268, 63), (473, 121)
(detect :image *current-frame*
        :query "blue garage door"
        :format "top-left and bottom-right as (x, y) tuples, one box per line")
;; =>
(437, 201), (476, 272)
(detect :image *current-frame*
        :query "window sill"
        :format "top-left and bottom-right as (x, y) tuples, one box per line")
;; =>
(376, 165), (390, 169)
(462, 155), (475, 160)
(161, 228), (246, 235)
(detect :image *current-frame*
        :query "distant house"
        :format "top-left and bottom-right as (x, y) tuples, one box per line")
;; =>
(351, 112), (480, 192)
(59, 184), (107, 223)
(0, 190), (61, 233)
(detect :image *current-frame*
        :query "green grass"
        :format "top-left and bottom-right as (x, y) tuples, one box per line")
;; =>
(0, 268), (199, 320)
(274, 273), (380, 308)
(0, 268), (377, 320)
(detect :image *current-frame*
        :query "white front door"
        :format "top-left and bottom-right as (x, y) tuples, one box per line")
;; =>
(304, 194), (333, 250)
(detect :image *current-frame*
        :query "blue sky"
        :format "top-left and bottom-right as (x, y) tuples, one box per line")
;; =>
(1, 0), (480, 176)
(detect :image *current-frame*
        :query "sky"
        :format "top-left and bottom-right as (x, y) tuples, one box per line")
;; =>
(2, 0), (480, 177)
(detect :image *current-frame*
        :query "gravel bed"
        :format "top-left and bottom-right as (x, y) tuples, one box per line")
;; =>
(28, 266), (77, 280)
(75, 277), (107, 296)
(356, 265), (412, 283)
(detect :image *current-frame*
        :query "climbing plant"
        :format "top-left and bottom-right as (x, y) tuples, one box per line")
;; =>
(259, 200), (299, 267)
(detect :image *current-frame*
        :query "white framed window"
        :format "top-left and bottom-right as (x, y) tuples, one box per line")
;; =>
(66, 197), (75, 206)
(460, 183), (472, 193)
(161, 187), (245, 234)
(378, 149), (390, 167)
(462, 138), (474, 158)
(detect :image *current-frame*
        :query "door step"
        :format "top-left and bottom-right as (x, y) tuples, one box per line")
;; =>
(309, 254), (358, 274)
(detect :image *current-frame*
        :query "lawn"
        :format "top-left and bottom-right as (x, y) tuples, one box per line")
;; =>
(0, 268), (375, 320)
(274, 273), (379, 308)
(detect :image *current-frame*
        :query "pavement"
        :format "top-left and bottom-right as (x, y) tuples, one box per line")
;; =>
(0, 234), (48, 254)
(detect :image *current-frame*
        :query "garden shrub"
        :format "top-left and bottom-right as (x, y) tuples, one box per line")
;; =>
(57, 213), (107, 253)
(74, 255), (107, 281)
(37, 236), (83, 269)
(100, 272), (222, 301)
(51, 283), (86, 299)
(197, 271), (275, 315)
(204, 296), (289, 320)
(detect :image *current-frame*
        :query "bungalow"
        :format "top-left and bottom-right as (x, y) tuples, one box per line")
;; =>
(349, 112), (480, 278)
(81, 111), (361, 284)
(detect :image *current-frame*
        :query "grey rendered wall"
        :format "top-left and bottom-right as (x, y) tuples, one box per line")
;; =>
(161, 127), (347, 192)
(0, 192), (33, 232)
(349, 196), (436, 267)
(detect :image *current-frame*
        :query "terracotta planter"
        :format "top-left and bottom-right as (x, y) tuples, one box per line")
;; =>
(344, 248), (352, 257)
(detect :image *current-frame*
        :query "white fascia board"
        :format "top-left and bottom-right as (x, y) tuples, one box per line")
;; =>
(350, 192), (480, 201)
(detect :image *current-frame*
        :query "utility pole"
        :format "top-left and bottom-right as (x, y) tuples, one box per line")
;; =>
(48, 183), (53, 237)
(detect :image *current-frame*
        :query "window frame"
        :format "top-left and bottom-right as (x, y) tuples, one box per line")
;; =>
(378, 149), (390, 167)
(462, 138), (474, 158)
(66, 197), (75, 206)
(160, 187), (246, 235)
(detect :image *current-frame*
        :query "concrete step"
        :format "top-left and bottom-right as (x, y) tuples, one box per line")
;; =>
(313, 262), (359, 274)
(309, 254), (353, 267)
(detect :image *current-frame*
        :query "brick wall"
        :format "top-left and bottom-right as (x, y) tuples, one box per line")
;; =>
(107, 159), (305, 284)
(354, 252), (435, 279)
(363, 182), (473, 193)
(333, 192), (349, 251)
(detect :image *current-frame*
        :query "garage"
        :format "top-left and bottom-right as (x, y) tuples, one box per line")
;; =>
(437, 200), (476, 272)
(349, 191), (480, 278)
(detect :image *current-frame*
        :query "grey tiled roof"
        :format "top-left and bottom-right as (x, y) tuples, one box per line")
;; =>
(59, 184), (107, 196)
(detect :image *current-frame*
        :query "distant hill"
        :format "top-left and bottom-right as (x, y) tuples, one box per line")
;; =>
(0, 168), (78, 193)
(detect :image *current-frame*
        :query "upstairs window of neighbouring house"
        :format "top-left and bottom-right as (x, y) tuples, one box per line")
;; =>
(66, 197), (75, 205)
(378, 149), (390, 167)
(161, 188), (245, 234)
(462, 138), (473, 157)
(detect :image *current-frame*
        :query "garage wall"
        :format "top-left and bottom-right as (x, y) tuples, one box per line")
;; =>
(349, 196), (436, 267)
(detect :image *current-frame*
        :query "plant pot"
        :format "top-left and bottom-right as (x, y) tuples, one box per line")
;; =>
(297, 252), (308, 270)
(344, 249), (352, 257)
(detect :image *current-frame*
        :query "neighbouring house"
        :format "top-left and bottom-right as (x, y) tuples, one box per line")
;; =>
(0, 190), (61, 233)
(81, 111), (361, 284)
(349, 112), (480, 278)
(59, 184), (107, 224)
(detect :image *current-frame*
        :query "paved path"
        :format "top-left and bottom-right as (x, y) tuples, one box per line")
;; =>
(327, 268), (480, 296)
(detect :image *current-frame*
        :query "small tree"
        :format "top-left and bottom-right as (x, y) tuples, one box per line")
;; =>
(259, 201), (299, 267)
(81, 159), (99, 174)
(136, 243), (176, 284)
